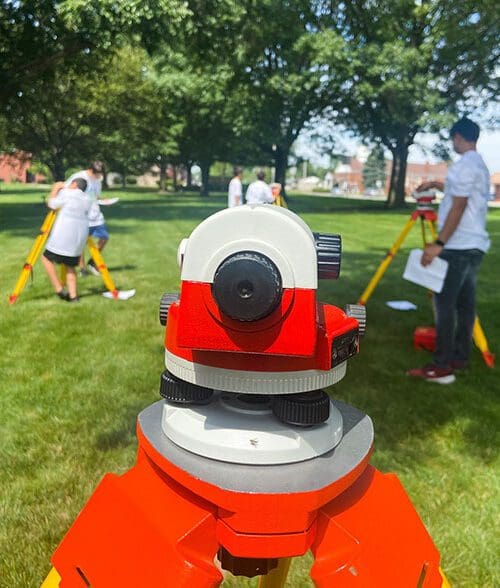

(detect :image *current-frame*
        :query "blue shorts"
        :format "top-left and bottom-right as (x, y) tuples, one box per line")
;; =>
(89, 224), (109, 241)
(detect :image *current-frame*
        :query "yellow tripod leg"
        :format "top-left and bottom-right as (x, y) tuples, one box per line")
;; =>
(40, 567), (61, 588)
(87, 237), (119, 298)
(258, 557), (292, 588)
(440, 567), (451, 587)
(426, 219), (437, 242)
(473, 317), (495, 367)
(358, 217), (416, 305)
(8, 210), (57, 304)
(274, 194), (288, 208)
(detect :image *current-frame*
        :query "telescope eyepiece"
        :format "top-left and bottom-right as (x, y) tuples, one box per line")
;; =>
(212, 251), (282, 322)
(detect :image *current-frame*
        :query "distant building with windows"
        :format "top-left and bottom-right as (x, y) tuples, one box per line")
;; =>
(0, 152), (31, 183)
(332, 157), (449, 195)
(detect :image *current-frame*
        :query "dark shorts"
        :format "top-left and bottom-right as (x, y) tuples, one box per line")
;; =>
(43, 249), (80, 267)
(89, 224), (109, 240)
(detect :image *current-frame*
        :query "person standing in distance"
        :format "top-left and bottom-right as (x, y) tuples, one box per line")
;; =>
(227, 166), (243, 208)
(407, 117), (490, 384)
(65, 160), (108, 276)
(245, 170), (275, 205)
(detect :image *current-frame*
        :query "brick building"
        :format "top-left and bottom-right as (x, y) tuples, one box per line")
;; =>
(0, 152), (31, 183)
(333, 157), (449, 195)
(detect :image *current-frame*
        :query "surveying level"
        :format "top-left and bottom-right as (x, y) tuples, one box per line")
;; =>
(8, 210), (135, 304)
(358, 192), (494, 367)
(42, 204), (448, 587)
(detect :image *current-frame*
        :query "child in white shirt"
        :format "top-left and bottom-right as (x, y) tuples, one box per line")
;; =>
(41, 178), (92, 302)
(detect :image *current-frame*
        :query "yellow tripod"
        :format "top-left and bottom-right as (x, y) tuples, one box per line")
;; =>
(8, 210), (122, 303)
(358, 199), (494, 367)
(272, 183), (288, 209)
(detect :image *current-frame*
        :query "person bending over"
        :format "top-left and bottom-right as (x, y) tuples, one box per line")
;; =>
(245, 170), (275, 204)
(66, 160), (108, 276)
(42, 178), (92, 302)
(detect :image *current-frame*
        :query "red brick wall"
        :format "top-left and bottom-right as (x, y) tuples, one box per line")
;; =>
(0, 152), (31, 183)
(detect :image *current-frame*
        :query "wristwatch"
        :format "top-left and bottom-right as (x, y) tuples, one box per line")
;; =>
(435, 239), (445, 247)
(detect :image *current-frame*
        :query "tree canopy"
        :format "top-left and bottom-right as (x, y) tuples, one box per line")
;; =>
(1, 0), (498, 201)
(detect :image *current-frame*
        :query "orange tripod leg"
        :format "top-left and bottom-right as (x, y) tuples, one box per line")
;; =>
(49, 448), (223, 587)
(310, 466), (443, 587)
(358, 217), (416, 305)
(86, 237), (119, 299)
(8, 210), (56, 304)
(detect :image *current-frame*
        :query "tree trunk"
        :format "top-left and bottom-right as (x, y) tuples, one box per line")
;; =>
(386, 143), (409, 208)
(200, 160), (211, 197)
(273, 146), (289, 199)
(158, 156), (167, 192)
(50, 154), (66, 181)
(122, 168), (127, 188)
(186, 161), (192, 188)
(102, 163), (108, 190)
(172, 164), (178, 192)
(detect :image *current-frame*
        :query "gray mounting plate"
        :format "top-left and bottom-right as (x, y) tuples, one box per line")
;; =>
(138, 399), (373, 494)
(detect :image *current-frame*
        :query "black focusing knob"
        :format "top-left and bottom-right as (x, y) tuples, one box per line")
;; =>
(272, 390), (330, 426)
(212, 251), (282, 322)
(160, 370), (213, 404)
(313, 233), (342, 280)
(159, 293), (179, 326)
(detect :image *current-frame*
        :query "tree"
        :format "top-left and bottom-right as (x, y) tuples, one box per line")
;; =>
(230, 0), (349, 195)
(92, 46), (180, 187)
(317, 0), (499, 206)
(362, 145), (386, 190)
(0, 0), (188, 105)
(4, 64), (102, 179)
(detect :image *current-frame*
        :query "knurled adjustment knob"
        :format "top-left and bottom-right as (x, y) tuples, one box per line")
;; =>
(160, 370), (213, 404)
(344, 304), (366, 336)
(272, 390), (330, 426)
(159, 293), (179, 326)
(313, 233), (342, 280)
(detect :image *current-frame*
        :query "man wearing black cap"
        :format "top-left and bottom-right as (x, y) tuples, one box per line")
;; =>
(407, 117), (490, 384)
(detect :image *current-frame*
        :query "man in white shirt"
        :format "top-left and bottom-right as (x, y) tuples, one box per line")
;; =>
(66, 161), (108, 276)
(42, 178), (92, 302)
(227, 167), (243, 207)
(408, 117), (490, 384)
(245, 171), (275, 205)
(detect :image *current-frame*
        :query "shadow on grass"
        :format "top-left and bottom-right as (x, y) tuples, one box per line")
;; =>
(95, 400), (147, 451)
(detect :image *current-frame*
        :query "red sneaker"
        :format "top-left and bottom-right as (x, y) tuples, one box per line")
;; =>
(406, 364), (456, 384)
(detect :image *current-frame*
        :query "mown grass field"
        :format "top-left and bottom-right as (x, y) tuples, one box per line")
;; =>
(1, 185), (498, 587)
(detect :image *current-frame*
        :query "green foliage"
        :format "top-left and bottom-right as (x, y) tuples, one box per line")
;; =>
(363, 145), (387, 189)
(315, 1), (499, 206)
(4, 62), (105, 179)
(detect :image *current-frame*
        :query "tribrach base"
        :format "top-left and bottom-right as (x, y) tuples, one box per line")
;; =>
(44, 400), (445, 587)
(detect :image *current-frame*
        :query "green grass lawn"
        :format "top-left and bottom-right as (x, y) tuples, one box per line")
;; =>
(1, 185), (498, 587)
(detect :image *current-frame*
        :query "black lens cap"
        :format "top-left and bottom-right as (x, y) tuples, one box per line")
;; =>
(212, 251), (282, 321)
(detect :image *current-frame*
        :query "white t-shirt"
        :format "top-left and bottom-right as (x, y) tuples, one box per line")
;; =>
(46, 188), (92, 257)
(228, 177), (243, 207)
(245, 180), (274, 204)
(65, 170), (104, 227)
(439, 150), (490, 252)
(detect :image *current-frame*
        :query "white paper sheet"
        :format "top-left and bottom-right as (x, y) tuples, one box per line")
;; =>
(386, 300), (418, 311)
(403, 249), (449, 293)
